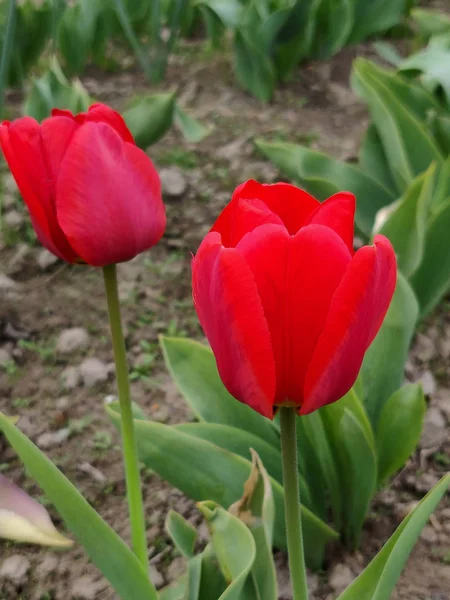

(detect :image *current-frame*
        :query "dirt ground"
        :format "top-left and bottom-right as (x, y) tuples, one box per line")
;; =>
(0, 38), (449, 600)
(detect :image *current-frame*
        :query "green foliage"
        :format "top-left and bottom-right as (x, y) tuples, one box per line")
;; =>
(197, 0), (412, 100)
(124, 336), (426, 552)
(106, 401), (338, 570)
(23, 58), (90, 122)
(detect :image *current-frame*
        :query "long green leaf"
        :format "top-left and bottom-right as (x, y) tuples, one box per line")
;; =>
(106, 405), (338, 568)
(340, 409), (377, 548)
(411, 199), (450, 315)
(351, 59), (443, 192)
(360, 273), (419, 427)
(255, 139), (396, 236)
(160, 337), (279, 448)
(337, 474), (450, 600)
(376, 384), (426, 485)
(0, 412), (157, 600)
(175, 422), (283, 485)
(377, 164), (436, 277)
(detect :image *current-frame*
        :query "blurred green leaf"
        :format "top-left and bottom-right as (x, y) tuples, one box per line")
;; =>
(349, 0), (409, 44)
(233, 30), (275, 102)
(0, 0), (16, 117)
(255, 138), (396, 236)
(160, 337), (279, 448)
(165, 510), (197, 558)
(361, 273), (419, 427)
(23, 58), (90, 122)
(106, 404), (338, 568)
(123, 93), (176, 149)
(410, 8), (450, 38)
(399, 45), (450, 107)
(376, 384), (426, 485)
(351, 59), (443, 192)
(337, 474), (450, 600)
(359, 124), (397, 195)
(0, 412), (157, 600)
(310, 0), (353, 59)
(174, 104), (211, 143)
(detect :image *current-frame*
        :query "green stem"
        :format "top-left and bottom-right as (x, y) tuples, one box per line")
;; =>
(103, 264), (148, 570)
(280, 407), (309, 600)
(0, 0), (17, 119)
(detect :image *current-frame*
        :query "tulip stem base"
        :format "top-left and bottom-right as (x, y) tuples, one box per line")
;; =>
(280, 407), (309, 600)
(103, 264), (148, 571)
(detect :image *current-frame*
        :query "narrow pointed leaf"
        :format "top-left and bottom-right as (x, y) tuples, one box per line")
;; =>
(0, 413), (157, 600)
(165, 510), (197, 559)
(337, 475), (450, 600)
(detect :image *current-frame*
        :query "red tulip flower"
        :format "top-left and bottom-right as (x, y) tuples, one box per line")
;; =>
(0, 104), (165, 266)
(192, 180), (397, 419)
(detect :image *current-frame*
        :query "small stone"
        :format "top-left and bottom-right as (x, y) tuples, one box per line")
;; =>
(71, 575), (106, 599)
(150, 405), (170, 423)
(441, 508), (450, 520)
(4, 210), (24, 230)
(415, 472), (439, 493)
(166, 556), (186, 582)
(328, 82), (356, 107)
(79, 358), (108, 388)
(420, 525), (438, 544)
(0, 347), (12, 366)
(0, 273), (17, 292)
(56, 396), (70, 410)
(420, 407), (447, 449)
(414, 333), (436, 362)
(78, 462), (106, 483)
(149, 565), (164, 588)
(0, 554), (31, 586)
(328, 563), (354, 594)
(37, 428), (70, 449)
(2, 192), (16, 211)
(7, 244), (30, 276)
(56, 327), (90, 354)
(417, 370), (436, 396)
(37, 249), (58, 271)
(160, 167), (188, 199)
(61, 366), (81, 390)
(435, 390), (450, 421)
(39, 553), (59, 578)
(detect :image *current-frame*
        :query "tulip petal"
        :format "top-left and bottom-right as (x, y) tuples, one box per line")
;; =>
(302, 235), (397, 415)
(56, 122), (165, 266)
(211, 197), (285, 247)
(0, 118), (79, 262)
(0, 474), (72, 547)
(237, 224), (351, 406)
(52, 104), (135, 144)
(307, 192), (356, 253)
(236, 180), (319, 235)
(192, 232), (276, 418)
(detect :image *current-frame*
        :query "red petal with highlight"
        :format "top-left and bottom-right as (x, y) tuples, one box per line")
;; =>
(302, 235), (397, 415)
(56, 122), (165, 266)
(307, 192), (356, 253)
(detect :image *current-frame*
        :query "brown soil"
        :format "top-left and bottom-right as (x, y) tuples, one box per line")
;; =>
(0, 41), (449, 600)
